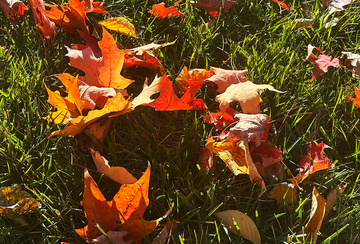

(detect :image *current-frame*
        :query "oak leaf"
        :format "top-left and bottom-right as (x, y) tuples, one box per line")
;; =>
(76, 165), (172, 243)
(99, 17), (137, 37)
(0, 0), (28, 25)
(297, 187), (325, 243)
(149, 2), (184, 19)
(90, 149), (137, 185)
(214, 210), (261, 244)
(132, 74), (206, 111)
(190, 0), (236, 17)
(66, 27), (134, 89)
(347, 87), (360, 107)
(215, 80), (281, 114)
(176, 66), (215, 90)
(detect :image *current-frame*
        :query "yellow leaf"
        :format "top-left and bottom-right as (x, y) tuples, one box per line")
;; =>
(99, 17), (137, 38)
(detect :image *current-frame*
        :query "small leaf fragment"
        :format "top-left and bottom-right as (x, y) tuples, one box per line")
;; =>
(99, 17), (137, 37)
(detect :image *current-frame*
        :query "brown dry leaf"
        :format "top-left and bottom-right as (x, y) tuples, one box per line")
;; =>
(99, 17), (137, 37)
(198, 146), (213, 170)
(214, 210), (261, 244)
(93, 231), (131, 244)
(324, 183), (347, 219)
(298, 187), (326, 243)
(90, 149), (137, 184)
(0, 185), (40, 216)
(152, 221), (178, 244)
(267, 183), (298, 207)
(215, 81), (281, 114)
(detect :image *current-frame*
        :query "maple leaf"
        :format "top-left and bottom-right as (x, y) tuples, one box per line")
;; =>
(291, 141), (334, 182)
(50, 92), (132, 137)
(90, 149), (137, 184)
(66, 27), (134, 89)
(206, 135), (266, 194)
(306, 45), (340, 80)
(76, 165), (172, 243)
(347, 87), (360, 107)
(215, 80), (281, 114)
(149, 2), (184, 19)
(203, 107), (240, 131)
(176, 66), (215, 90)
(132, 74), (206, 111)
(190, 0), (236, 17)
(29, 0), (56, 42)
(297, 187), (325, 243)
(0, 0), (28, 25)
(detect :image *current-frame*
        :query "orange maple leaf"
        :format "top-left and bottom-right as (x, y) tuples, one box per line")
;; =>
(133, 74), (206, 111)
(76, 165), (172, 244)
(0, 0), (28, 25)
(347, 87), (360, 107)
(66, 27), (134, 89)
(149, 2), (183, 19)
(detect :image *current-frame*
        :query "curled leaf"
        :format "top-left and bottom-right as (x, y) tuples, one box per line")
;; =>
(99, 17), (137, 37)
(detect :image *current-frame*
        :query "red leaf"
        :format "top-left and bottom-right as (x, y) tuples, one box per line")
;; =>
(29, 0), (56, 42)
(190, 0), (236, 15)
(149, 2), (183, 19)
(0, 0), (29, 25)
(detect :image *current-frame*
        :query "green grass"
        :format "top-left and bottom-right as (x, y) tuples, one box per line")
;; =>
(1, 0), (360, 243)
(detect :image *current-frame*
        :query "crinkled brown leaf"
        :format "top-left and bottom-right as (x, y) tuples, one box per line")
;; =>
(324, 183), (347, 219)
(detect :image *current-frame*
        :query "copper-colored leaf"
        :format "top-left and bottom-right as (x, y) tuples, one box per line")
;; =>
(66, 27), (134, 89)
(148, 2), (183, 19)
(324, 183), (347, 219)
(198, 146), (213, 170)
(99, 17), (137, 37)
(152, 221), (178, 244)
(93, 231), (130, 244)
(29, 0), (56, 41)
(203, 107), (240, 131)
(0, 185), (40, 215)
(90, 149), (137, 184)
(214, 210), (261, 244)
(347, 87), (360, 107)
(298, 187), (326, 243)
(272, 0), (291, 11)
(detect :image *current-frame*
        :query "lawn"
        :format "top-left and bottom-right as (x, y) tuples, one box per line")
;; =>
(1, 0), (360, 243)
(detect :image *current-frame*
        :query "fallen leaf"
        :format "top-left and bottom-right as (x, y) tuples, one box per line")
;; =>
(0, 0), (28, 25)
(215, 81), (281, 114)
(298, 187), (326, 243)
(130, 40), (176, 56)
(206, 135), (266, 194)
(83, 0), (107, 14)
(99, 17), (137, 37)
(291, 141), (334, 182)
(132, 74), (206, 111)
(292, 18), (315, 29)
(85, 119), (112, 151)
(190, 0), (236, 17)
(225, 113), (270, 146)
(90, 149), (137, 184)
(214, 210), (261, 244)
(152, 221), (178, 244)
(40, 0), (90, 34)
(203, 107), (240, 131)
(324, 183), (347, 219)
(272, 0), (291, 11)
(76, 165), (172, 244)
(306, 45), (340, 80)
(203, 67), (248, 93)
(341, 51), (360, 79)
(176, 66), (215, 90)
(149, 2), (183, 19)
(198, 146), (213, 170)
(50, 92), (132, 137)
(347, 87), (360, 107)
(93, 231), (130, 244)
(66, 27), (134, 89)
(267, 183), (298, 207)
(0, 185), (40, 215)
